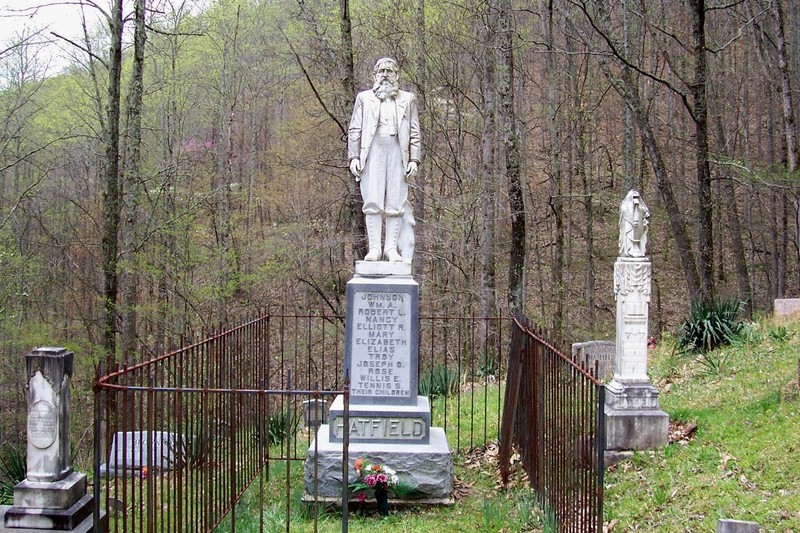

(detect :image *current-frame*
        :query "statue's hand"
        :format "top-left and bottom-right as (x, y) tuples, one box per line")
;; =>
(349, 159), (362, 181)
(405, 161), (418, 180)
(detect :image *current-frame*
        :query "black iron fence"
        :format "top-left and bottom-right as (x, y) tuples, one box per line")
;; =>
(92, 314), (349, 532)
(500, 315), (605, 533)
(92, 308), (508, 531)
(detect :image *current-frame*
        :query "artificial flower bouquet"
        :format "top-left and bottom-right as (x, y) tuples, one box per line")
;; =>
(350, 457), (398, 493)
(349, 456), (416, 501)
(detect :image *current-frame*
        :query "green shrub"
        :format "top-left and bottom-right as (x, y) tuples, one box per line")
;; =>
(418, 365), (460, 398)
(677, 299), (743, 354)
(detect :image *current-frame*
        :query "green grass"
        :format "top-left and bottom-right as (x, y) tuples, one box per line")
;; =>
(605, 317), (800, 531)
(103, 316), (800, 532)
(216, 382), (549, 532)
(218, 452), (549, 532)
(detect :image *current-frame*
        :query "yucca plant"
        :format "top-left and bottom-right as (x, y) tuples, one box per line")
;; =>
(0, 446), (26, 505)
(267, 411), (299, 447)
(418, 365), (460, 399)
(677, 298), (743, 354)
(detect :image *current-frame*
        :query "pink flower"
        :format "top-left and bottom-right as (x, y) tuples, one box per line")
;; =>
(358, 493), (366, 503)
(376, 473), (388, 485)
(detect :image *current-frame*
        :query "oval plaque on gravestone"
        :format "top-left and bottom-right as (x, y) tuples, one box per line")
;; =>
(28, 400), (57, 449)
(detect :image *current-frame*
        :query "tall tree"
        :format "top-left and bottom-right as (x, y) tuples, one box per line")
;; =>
(339, 0), (364, 263)
(772, 0), (797, 298)
(498, 0), (525, 314)
(689, 0), (715, 304)
(101, 0), (124, 362)
(120, 0), (147, 361)
(543, 0), (564, 337)
(479, 0), (498, 321)
(578, 0), (703, 301)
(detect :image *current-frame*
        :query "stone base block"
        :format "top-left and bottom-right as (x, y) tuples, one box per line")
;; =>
(605, 406), (669, 451)
(0, 505), (105, 533)
(3, 494), (93, 531)
(327, 395), (431, 444)
(304, 425), (453, 500)
(12, 472), (86, 510)
(605, 379), (669, 451)
(354, 262), (412, 277)
(605, 379), (662, 410)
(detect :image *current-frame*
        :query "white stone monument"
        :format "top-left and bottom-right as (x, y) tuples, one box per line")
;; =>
(604, 191), (669, 451)
(303, 58), (452, 504)
(1, 347), (102, 531)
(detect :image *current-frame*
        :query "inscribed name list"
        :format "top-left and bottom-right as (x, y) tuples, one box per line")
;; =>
(350, 291), (411, 398)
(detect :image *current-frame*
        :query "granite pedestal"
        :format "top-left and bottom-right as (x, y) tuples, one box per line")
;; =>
(304, 267), (453, 504)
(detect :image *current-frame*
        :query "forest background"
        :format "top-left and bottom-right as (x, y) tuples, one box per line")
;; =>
(0, 0), (799, 422)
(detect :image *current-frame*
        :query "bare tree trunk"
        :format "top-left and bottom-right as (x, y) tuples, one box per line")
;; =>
(413, 0), (428, 280)
(773, 0), (797, 299)
(564, 14), (594, 328)
(339, 0), (364, 263)
(498, 0), (525, 314)
(543, 0), (564, 339)
(120, 0), (147, 362)
(713, 116), (753, 317)
(213, 9), (242, 325)
(102, 0), (124, 362)
(689, 0), (715, 305)
(480, 0), (497, 321)
(618, 66), (702, 300)
(622, 0), (635, 192)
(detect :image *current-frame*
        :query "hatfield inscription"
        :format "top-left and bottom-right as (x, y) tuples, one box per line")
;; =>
(331, 416), (427, 441)
(350, 291), (412, 399)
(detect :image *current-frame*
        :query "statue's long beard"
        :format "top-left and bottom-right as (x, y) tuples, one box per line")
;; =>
(373, 79), (399, 100)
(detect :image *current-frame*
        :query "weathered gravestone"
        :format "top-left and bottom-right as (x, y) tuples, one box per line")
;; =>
(301, 399), (328, 431)
(0, 347), (104, 532)
(100, 431), (181, 476)
(717, 519), (760, 533)
(571, 341), (615, 383)
(604, 191), (669, 451)
(774, 298), (800, 317)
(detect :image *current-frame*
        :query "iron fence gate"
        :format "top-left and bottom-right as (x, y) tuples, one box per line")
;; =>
(500, 314), (605, 532)
(92, 308), (509, 531)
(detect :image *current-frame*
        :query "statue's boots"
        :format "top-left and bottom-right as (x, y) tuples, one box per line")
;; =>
(384, 216), (403, 262)
(364, 214), (382, 261)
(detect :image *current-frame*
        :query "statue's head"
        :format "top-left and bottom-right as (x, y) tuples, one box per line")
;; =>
(372, 57), (400, 99)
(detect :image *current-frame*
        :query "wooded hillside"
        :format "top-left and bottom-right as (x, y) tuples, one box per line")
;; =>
(1, 0), (798, 365)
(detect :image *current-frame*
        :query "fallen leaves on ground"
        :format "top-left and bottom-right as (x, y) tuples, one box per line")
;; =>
(668, 420), (697, 445)
(451, 475), (473, 499)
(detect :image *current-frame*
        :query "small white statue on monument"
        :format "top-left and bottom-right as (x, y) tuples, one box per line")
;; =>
(618, 189), (649, 258)
(348, 57), (421, 263)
